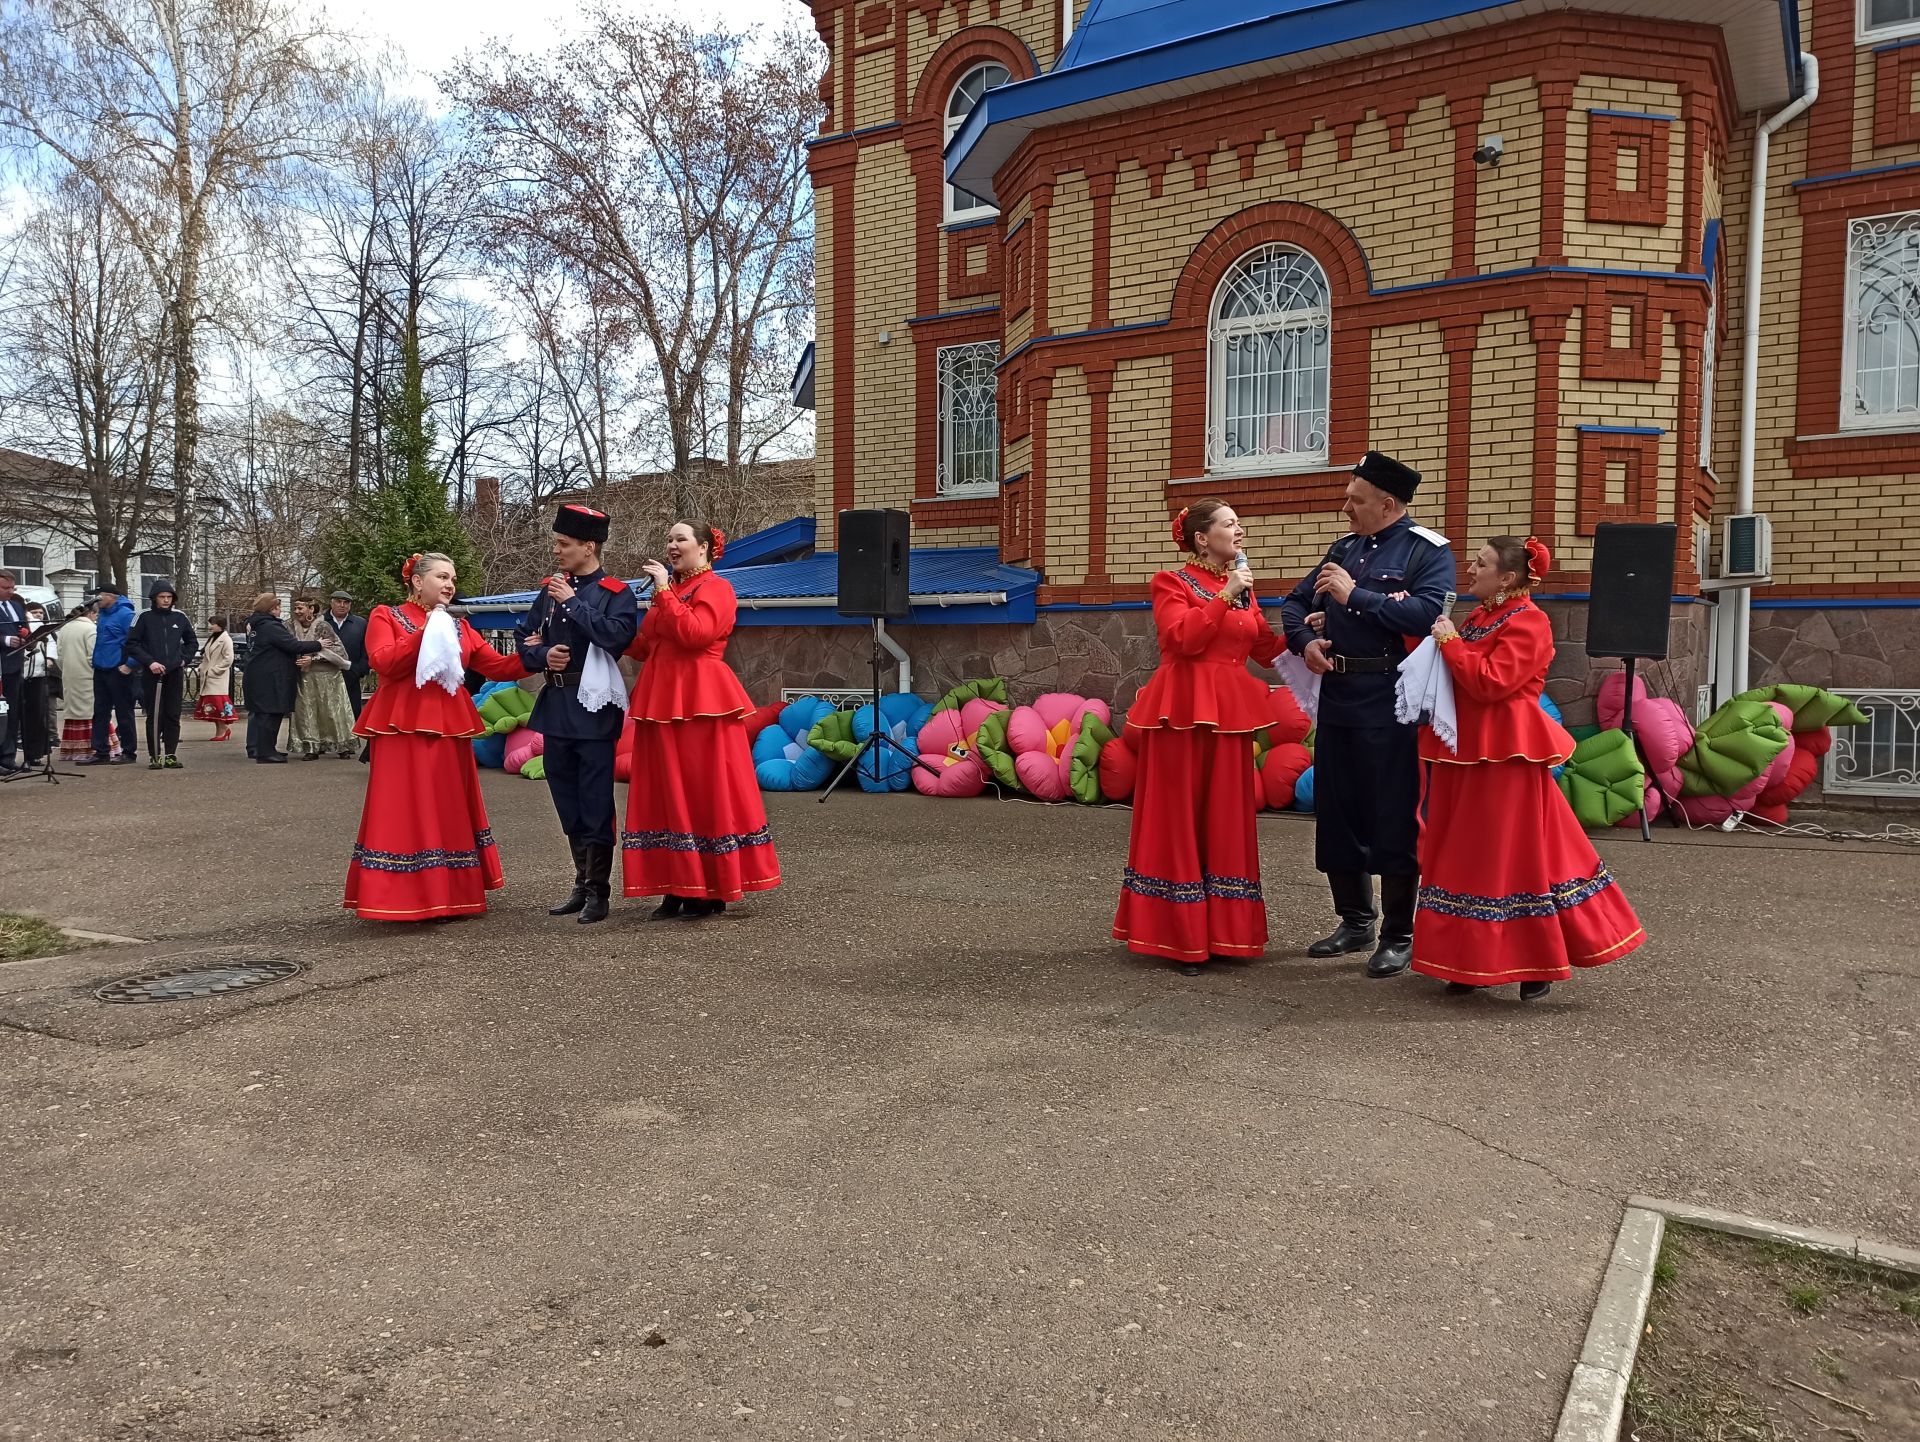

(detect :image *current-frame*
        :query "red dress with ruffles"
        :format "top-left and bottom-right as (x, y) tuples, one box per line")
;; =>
(343, 603), (530, 921)
(620, 570), (781, 902)
(1411, 597), (1646, 985)
(1113, 565), (1285, 963)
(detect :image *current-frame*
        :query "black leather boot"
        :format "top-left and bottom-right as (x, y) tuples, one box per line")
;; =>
(578, 844), (612, 925)
(1520, 981), (1553, 1001)
(1367, 874), (1417, 979)
(648, 894), (686, 921)
(549, 840), (590, 916)
(1307, 873), (1377, 957)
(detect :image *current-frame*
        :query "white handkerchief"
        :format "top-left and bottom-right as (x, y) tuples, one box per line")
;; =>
(414, 607), (464, 696)
(1273, 649), (1321, 725)
(577, 643), (629, 715)
(1395, 636), (1458, 754)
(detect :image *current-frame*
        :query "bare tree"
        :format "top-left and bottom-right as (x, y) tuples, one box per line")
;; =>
(0, 0), (350, 611)
(202, 399), (339, 594)
(449, 10), (820, 515)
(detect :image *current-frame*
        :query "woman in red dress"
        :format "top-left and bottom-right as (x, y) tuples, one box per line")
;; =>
(621, 521), (781, 917)
(1113, 499), (1285, 975)
(343, 552), (532, 922)
(1413, 536), (1645, 998)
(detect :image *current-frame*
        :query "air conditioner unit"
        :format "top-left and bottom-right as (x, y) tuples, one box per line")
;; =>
(1699, 512), (1771, 590)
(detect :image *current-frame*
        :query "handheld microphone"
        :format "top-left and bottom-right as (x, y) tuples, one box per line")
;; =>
(1234, 549), (1248, 569)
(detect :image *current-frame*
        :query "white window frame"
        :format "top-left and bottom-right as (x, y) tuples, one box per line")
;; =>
(3, 544), (45, 588)
(1859, 0), (1920, 44)
(1205, 244), (1333, 477)
(138, 550), (174, 604)
(936, 341), (1000, 498)
(72, 547), (100, 593)
(1841, 210), (1920, 434)
(944, 64), (1009, 226)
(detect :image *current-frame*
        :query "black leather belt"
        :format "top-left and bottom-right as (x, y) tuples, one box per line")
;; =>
(544, 671), (581, 688)
(1330, 654), (1395, 674)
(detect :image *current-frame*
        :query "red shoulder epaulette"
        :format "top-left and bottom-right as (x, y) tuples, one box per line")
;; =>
(599, 576), (627, 594)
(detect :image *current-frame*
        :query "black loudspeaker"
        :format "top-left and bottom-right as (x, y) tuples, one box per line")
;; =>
(837, 508), (911, 618)
(1587, 522), (1676, 660)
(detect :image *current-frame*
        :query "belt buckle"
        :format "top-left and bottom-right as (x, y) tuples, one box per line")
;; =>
(1331, 654), (1349, 675)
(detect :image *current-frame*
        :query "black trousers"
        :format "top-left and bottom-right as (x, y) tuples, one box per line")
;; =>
(0, 668), (22, 762)
(247, 709), (288, 759)
(1312, 719), (1421, 878)
(92, 667), (138, 759)
(141, 669), (185, 757)
(542, 735), (617, 847)
(15, 676), (50, 762)
(345, 672), (365, 721)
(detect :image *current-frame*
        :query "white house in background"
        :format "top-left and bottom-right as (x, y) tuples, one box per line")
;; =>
(0, 445), (224, 616)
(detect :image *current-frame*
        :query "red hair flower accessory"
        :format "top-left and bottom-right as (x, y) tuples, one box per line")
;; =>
(1523, 536), (1551, 584)
(1170, 507), (1190, 549)
(709, 527), (726, 562)
(401, 552), (422, 585)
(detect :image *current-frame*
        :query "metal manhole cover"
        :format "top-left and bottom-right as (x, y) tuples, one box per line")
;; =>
(95, 959), (302, 1004)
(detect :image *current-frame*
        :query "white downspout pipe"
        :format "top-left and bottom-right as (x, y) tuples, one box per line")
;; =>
(1728, 53), (1819, 698)
(875, 617), (912, 696)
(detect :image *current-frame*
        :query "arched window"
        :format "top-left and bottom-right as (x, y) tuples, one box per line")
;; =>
(945, 63), (1009, 224)
(1844, 211), (1920, 430)
(1207, 244), (1331, 473)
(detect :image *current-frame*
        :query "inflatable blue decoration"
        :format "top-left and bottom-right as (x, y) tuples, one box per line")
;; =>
(1539, 692), (1568, 779)
(1294, 765), (1315, 813)
(847, 692), (933, 792)
(753, 696), (838, 791)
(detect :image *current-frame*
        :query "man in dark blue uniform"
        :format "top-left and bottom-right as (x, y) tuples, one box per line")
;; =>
(515, 504), (640, 924)
(1280, 453), (1455, 978)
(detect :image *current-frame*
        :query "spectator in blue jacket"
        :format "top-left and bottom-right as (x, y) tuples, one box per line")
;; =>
(80, 582), (140, 766)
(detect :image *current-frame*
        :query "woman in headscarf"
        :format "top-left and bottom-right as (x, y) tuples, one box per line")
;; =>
(56, 601), (97, 761)
(288, 596), (358, 759)
(343, 552), (533, 921)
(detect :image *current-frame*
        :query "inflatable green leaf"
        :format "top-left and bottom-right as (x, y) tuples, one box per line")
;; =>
(1070, 716), (1114, 804)
(972, 706), (1020, 791)
(1556, 728), (1647, 829)
(478, 685), (535, 735)
(932, 677), (1009, 713)
(806, 707), (860, 761)
(1731, 683), (1870, 731)
(518, 754), (546, 781)
(1679, 697), (1791, 798)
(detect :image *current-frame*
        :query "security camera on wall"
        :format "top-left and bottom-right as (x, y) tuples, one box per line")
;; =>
(1473, 135), (1504, 167)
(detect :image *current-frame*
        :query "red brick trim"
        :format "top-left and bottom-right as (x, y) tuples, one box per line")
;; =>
(1760, 582), (1920, 599)
(1031, 183), (1052, 338)
(1005, 220), (1032, 318)
(1681, 83), (1705, 281)
(1672, 311), (1704, 586)
(1001, 473), (1031, 562)
(1447, 90), (1484, 279)
(1089, 170), (1115, 331)
(947, 226), (1003, 298)
(1576, 429), (1662, 535)
(1536, 75), (1576, 265)
(1784, 430), (1920, 477)
(1586, 112), (1670, 228)
(911, 494), (1001, 528)
(1876, 45), (1920, 150)
(832, 177), (857, 541)
(1581, 286), (1662, 381)
(1808, 0), (1858, 178)
(1530, 306), (1571, 550)
(1029, 378), (1051, 572)
(909, 24), (1036, 117)
(1084, 362), (1115, 584)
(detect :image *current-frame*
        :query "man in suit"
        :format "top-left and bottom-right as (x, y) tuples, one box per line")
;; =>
(0, 569), (29, 772)
(1280, 452), (1456, 980)
(324, 590), (369, 721)
(515, 505), (639, 924)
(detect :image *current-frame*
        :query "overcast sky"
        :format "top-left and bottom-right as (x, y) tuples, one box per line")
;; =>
(322, 0), (816, 97)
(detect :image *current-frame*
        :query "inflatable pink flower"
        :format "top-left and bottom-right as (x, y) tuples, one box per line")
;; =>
(1007, 693), (1111, 801)
(503, 726), (545, 774)
(911, 697), (1007, 798)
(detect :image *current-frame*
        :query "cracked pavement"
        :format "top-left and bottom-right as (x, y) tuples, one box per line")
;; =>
(1, 736), (1916, 1440)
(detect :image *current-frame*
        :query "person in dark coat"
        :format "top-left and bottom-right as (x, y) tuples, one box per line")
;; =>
(242, 592), (322, 763)
(324, 590), (369, 721)
(1280, 452), (1455, 980)
(125, 578), (198, 769)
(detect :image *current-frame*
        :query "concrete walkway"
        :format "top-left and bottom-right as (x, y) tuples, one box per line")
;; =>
(2, 735), (1915, 1441)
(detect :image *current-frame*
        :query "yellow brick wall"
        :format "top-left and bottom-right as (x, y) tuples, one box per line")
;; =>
(814, 183), (837, 524)
(854, 42), (895, 130)
(1555, 309), (1683, 573)
(1369, 323), (1451, 533)
(1049, 171), (1094, 332)
(1004, 432), (1033, 488)
(919, 522), (1000, 548)
(1564, 77), (1687, 272)
(1045, 367), (1092, 583)
(1106, 355), (1172, 582)
(908, 2), (1063, 111)
(1851, 46), (1920, 171)
(851, 144), (920, 512)
(1477, 78), (1544, 271)
(1096, 99), (1455, 329)
(1465, 310), (1538, 545)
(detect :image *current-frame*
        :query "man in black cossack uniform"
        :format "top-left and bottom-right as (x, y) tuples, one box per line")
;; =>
(1280, 453), (1455, 979)
(515, 504), (639, 924)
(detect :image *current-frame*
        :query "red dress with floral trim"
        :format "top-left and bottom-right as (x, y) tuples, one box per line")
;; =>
(620, 570), (781, 902)
(1112, 565), (1286, 963)
(1411, 597), (1646, 985)
(342, 603), (530, 921)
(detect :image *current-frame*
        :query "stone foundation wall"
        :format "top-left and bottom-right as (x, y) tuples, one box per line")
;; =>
(1749, 606), (1920, 693)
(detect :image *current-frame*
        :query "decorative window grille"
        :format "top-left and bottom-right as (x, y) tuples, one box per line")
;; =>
(3, 544), (44, 587)
(1861, 0), (1920, 42)
(1206, 244), (1332, 474)
(1843, 212), (1920, 430)
(1699, 291), (1717, 467)
(1824, 690), (1920, 797)
(937, 341), (1000, 497)
(945, 64), (1009, 224)
(782, 688), (877, 711)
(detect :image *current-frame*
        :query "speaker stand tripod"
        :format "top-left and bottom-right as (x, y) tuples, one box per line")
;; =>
(819, 618), (942, 802)
(0, 697), (84, 786)
(1617, 656), (1656, 843)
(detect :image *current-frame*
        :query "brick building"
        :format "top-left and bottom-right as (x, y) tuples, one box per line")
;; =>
(739, 3), (1920, 754)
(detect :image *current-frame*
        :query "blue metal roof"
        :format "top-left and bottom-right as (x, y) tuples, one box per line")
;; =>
(717, 514), (816, 568)
(951, 0), (1803, 203)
